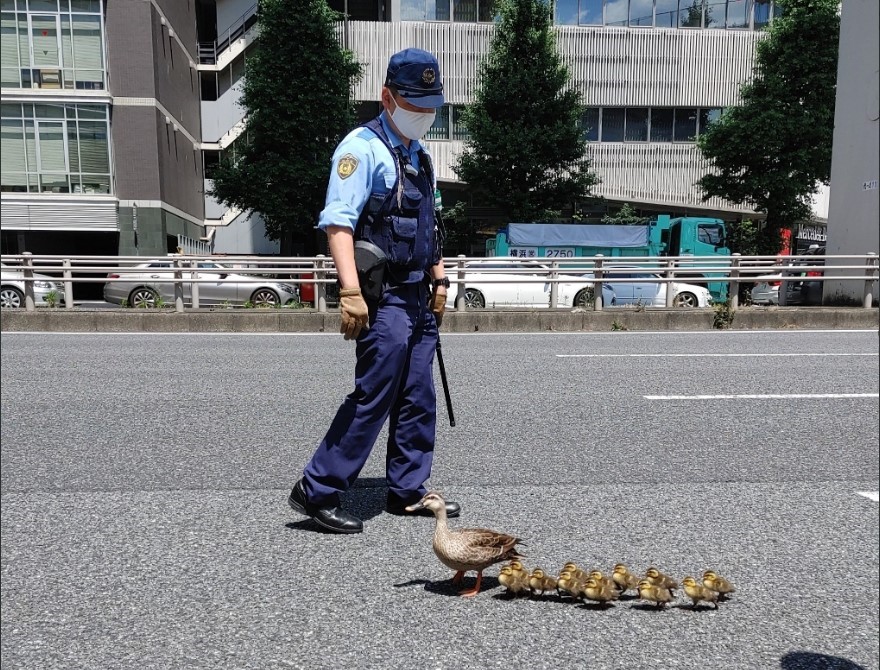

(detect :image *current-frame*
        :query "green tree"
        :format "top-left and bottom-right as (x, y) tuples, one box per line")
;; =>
(601, 203), (649, 225)
(208, 0), (361, 254)
(454, 0), (599, 223)
(697, 0), (839, 256)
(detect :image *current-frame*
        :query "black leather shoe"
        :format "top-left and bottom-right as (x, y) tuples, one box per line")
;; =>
(386, 493), (461, 518)
(288, 480), (363, 534)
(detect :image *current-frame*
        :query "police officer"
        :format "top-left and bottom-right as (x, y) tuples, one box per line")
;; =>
(287, 48), (461, 534)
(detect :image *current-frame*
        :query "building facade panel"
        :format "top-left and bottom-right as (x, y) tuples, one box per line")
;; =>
(154, 110), (205, 219)
(105, 0), (155, 98)
(150, 7), (201, 135)
(344, 21), (761, 107)
(155, 0), (199, 53)
(110, 104), (161, 200)
(557, 27), (760, 106)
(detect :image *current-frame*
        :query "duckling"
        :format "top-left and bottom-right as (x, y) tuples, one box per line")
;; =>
(507, 560), (529, 581)
(405, 491), (525, 598)
(612, 564), (640, 595)
(645, 567), (678, 593)
(498, 565), (530, 597)
(528, 568), (559, 597)
(681, 576), (719, 610)
(702, 571), (736, 599)
(637, 579), (673, 609)
(561, 562), (589, 582)
(581, 577), (620, 605)
(556, 569), (585, 600)
(588, 570), (620, 593)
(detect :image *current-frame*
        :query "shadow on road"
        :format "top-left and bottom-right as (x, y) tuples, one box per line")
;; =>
(780, 652), (867, 670)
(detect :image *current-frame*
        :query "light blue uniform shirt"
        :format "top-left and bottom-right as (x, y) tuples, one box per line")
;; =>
(317, 112), (428, 232)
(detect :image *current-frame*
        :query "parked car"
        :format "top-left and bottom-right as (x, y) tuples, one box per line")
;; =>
(782, 246), (825, 305)
(103, 260), (300, 307)
(449, 260), (712, 309)
(588, 269), (713, 308)
(750, 273), (782, 305)
(449, 260), (596, 308)
(1, 263), (65, 308)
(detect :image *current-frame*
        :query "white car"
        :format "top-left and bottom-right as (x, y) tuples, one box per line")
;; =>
(450, 260), (597, 308)
(1, 263), (66, 308)
(450, 260), (712, 309)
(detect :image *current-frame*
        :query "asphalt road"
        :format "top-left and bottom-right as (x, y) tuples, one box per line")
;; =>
(1, 330), (878, 670)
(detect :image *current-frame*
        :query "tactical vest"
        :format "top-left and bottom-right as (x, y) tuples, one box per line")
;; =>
(354, 117), (442, 284)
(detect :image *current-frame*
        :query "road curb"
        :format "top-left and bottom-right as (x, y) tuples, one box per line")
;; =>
(2, 307), (877, 333)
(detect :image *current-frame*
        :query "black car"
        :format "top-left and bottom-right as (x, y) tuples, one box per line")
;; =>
(783, 246), (825, 305)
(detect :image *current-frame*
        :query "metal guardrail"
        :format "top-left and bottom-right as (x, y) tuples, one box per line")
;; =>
(1, 252), (878, 313)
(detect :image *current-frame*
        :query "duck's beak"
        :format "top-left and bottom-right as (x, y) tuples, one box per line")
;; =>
(405, 500), (426, 512)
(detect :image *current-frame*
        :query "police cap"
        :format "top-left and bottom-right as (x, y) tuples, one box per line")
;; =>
(385, 48), (445, 109)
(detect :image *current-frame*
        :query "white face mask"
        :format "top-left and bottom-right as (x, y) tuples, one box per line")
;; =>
(390, 100), (436, 141)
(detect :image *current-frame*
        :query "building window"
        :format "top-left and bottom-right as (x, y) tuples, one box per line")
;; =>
(452, 105), (470, 140)
(673, 108), (698, 141)
(551, 0), (781, 29)
(650, 108), (674, 142)
(625, 107), (649, 141)
(581, 107), (599, 142)
(601, 108), (625, 141)
(0, 0), (105, 90)
(401, 0), (495, 22)
(573, 106), (724, 142)
(725, 0), (749, 28)
(420, 104), (471, 141)
(655, 0), (678, 27)
(605, 0), (627, 26)
(426, 105), (451, 140)
(679, 0), (704, 27)
(753, 0), (771, 28)
(698, 107), (722, 134)
(0, 101), (111, 194)
(629, 0), (654, 27)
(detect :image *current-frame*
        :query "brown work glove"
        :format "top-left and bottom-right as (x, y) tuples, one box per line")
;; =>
(339, 288), (369, 341)
(432, 292), (446, 328)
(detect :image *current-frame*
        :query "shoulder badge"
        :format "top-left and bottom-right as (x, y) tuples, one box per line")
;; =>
(336, 153), (359, 180)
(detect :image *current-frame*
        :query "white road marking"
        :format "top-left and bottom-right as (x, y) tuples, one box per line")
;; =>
(558, 353), (878, 358)
(856, 491), (879, 502)
(644, 393), (878, 400)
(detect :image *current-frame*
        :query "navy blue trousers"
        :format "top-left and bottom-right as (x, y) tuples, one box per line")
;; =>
(302, 282), (438, 505)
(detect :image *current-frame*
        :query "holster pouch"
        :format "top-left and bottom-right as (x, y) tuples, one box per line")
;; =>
(354, 240), (387, 303)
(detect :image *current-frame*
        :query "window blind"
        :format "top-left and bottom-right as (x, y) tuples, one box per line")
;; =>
(1, 13), (18, 69)
(1, 119), (25, 173)
(76, 120), (109, 173)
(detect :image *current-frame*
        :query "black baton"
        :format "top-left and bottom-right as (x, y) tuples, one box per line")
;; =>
(430, 290), (455, 427)
(435, 335), (455, 427)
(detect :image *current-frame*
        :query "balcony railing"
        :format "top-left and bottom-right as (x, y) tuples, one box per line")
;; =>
(198, 3), (259, 65)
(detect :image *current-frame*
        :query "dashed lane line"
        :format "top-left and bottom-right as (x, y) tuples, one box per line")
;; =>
(557, 353), (878, 358)
(856, 492), (880, 502)
(644, 393), (878, 400)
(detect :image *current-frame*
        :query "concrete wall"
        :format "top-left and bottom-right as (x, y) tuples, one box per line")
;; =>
(824, 0), (880, 304)
(212, 213), (280, 255)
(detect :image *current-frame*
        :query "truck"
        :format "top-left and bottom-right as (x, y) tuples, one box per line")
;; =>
(485, 215), (731, 301)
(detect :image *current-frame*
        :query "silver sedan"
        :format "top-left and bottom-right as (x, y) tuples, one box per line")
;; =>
(103, 260), (299, 308)
(1, 263), (66, 308)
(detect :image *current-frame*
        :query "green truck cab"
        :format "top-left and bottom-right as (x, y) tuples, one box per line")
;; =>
(486, 215), (731, 301)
